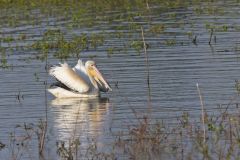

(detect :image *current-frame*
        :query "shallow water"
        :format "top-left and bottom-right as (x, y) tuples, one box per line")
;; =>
(0, 0), (240, 159)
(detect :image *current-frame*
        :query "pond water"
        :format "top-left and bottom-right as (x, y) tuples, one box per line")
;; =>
(0, 0), (240, 159)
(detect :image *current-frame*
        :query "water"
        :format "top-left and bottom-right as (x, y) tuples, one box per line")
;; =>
(0, 1), (240, 159)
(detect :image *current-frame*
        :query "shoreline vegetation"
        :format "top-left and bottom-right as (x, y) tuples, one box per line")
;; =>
(0, 0), (240, 159)
(0, 0), (238, 64)
(2, 96), (240, 159)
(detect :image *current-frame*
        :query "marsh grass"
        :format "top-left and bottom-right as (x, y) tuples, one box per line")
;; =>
(3, 96), (240, 160)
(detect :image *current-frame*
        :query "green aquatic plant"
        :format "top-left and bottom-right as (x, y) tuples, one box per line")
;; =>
(0, 0), (154, 28)
(222, 25), (228, 32)
(107, 47), (114, 56)
(164, 39), (176, 46)
(235, 80), (240, 95)
(193, 4), (225, 16)
(130, 40), (145, 53)
(186, 31), (193, 38)
(149, 24), (165, 34)
(0, 36), (14, 43)
(205, 23), (230, 32)
(90, 34), (105, 49)
(206, 6), (224, 15)
(0, 0), (229, 30)
(168, 12), (177, 18)
(0, 47), (9, 68)
(31, 29), (106, 60)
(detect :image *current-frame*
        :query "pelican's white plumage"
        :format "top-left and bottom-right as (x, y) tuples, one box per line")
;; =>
(48, 59), (112, 98)
(49, 62), (90, 93)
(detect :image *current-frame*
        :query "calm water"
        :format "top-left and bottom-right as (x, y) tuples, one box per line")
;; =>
(0, 1), (240, 159)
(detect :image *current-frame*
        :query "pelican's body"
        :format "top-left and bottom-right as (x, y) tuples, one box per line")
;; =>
(48, 59), (112, 98)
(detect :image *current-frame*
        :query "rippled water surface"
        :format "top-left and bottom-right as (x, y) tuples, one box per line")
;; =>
(0, 0), (240, 159)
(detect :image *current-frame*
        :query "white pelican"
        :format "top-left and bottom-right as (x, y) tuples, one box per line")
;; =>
(48, 59), (112, 98)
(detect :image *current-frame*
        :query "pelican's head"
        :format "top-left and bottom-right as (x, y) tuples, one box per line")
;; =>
(85, 60), (112, 92)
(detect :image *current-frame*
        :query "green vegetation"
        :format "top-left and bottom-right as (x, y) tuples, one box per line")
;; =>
(205, 23), (230, 32)
(30, 29), (105, 60)
(130, 40), (145, 53)
(0, 0), (237, 64)
(149, 24), (165, 34)
(0, 47), (9, 68)
(235, 80), (240, 95)
(194, 6), (224, 15)
(0, 36), (14, 43)
(165, 39), (176, 46)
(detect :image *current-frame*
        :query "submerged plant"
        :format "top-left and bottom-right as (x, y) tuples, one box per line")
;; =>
(149, 24), (165, 34)
(130, 40), (149, 54)
(164, 39), (176, 46)
(235, 80), (240, 95)
(0, 47), (9, 68)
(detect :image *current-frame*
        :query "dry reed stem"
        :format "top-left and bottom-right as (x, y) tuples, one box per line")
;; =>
(146, 0), (149, 10)
(141, 26), (149, 87)
(141, 26), (152, 103)
(196, 83), (206, 143)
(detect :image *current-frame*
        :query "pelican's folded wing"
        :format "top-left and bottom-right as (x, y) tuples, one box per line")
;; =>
(49, 63), (90, 93)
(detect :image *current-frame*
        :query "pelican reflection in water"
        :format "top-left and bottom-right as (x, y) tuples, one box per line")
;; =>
(49, 97), (110, 143)
(48, 59), (112, 98)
